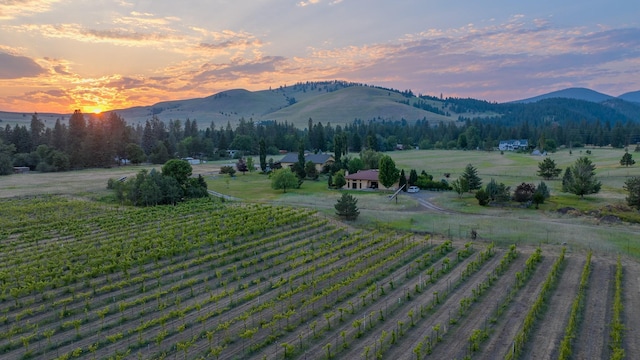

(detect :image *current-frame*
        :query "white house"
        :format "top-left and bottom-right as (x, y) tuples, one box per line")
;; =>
(498, 139), (529, 151)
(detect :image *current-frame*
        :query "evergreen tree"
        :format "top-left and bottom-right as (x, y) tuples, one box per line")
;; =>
(485, 178), (510, 203)
(259, 138), (267, 172)
(378, 155), (400, 189)
(562, 167), (573, 192)
(537, 157), (562, 179)
(565, 156), (601, 198)
(624, 177), (640, 210)
(620, 151), (635, 167)
(461, 164), (482, 191)
(333, 133), (343, 163)
(334, 192), (360, 220)
(399, 169), (407, 191)
(0, 139), (15, 175)
(51, 119), (66, 151)
(67, 110), (86, 168)
(408, 169), (418, 186)
(29, 113), (45, 151)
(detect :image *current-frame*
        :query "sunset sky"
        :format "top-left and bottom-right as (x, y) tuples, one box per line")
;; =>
(0, 0), (639, 114)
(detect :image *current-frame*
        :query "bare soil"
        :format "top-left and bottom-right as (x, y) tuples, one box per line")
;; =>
(476, 255), (555, 360)
(622, 257), (640, 359)
(573, 254), (614, 360)
(520, 253), (584, 360)
(426, 252), (530, 360)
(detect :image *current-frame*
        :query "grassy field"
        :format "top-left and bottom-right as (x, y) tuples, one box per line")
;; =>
(0, 149), (639, 359)
(1, 148), (639, 257)
(202, 148), (640, 257)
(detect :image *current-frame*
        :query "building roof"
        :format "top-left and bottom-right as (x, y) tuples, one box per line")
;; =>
(499, 139), (528, 144)
(345, 169), (380, 181)
(280, 153), (334, 164)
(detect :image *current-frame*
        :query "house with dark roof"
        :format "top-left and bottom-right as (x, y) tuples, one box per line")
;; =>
(279, 153), (335, 172)
(344, 169), (400, 190)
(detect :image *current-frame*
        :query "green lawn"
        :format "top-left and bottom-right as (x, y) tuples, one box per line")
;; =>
(2, 148), (637, 257)
(202, 148), (640, 258)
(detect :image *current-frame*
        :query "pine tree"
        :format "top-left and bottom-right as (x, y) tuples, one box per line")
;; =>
(259, 138), (267, 172)
(620, 151), (635, 167)
(335, 193), (360, 220)
(537, 157), (562, 179)
(461, 164), (482, 191)
(566, 156), (601, 198)
(624, 177), (640, 210)
(409, 169), (418, 186)
(562, 167), (573, 192)
(399, 169), (407, 191)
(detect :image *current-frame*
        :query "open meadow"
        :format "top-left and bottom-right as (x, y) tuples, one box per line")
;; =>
(0, 148), (638, 359)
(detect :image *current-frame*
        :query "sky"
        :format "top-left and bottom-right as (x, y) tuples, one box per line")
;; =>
(0, 0), (639, 114)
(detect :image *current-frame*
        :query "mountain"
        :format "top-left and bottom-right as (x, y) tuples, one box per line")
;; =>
(514, 87), (614, 103)
(618, 90), (640, 103)
(113, 82), (474, 128)
(2, 82), (639, 130)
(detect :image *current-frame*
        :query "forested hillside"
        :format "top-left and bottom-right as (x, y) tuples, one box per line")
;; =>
(2, 98), (640, 175)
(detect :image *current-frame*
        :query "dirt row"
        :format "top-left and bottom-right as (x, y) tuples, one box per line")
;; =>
(341, 245), (504, 359)
(520, 253), (584, 360)
(429, 250), (540, 360)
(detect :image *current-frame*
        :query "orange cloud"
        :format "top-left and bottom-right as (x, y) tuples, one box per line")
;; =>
(0, 0), (61, 20)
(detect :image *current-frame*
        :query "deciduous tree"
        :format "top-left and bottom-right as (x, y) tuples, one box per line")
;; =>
(305, 160), (318, 180)
(451, 177), (469, 198)
(271, 168), (299, 193)
(333, 170), (346, 189)
(513, 183), (536, 203)
(236, 157), (248, 175)
(378, 155), (399, 189)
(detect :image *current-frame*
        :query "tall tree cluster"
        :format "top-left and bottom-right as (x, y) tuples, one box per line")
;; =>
(3, 102), (640, 176)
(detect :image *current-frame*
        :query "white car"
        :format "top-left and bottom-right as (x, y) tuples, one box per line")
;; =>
(407, 186), (420, 193)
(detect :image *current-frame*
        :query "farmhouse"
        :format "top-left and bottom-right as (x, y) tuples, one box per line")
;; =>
(498, 139), (529, 151)
(344, 169), (400, 190)
(279, 152), (335, 172)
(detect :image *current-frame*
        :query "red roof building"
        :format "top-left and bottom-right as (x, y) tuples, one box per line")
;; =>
(344, 169), (399, 190)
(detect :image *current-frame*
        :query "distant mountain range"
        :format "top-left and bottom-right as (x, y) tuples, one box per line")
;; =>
(1, 82), (639, 129)
(514, 87), (640, 104)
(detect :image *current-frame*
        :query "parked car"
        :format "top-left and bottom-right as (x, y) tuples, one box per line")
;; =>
(407, 186), (420, 193)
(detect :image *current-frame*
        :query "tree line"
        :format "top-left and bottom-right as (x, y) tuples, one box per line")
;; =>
(2, 103), (640, 175)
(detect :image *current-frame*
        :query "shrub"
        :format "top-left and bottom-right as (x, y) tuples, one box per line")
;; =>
(513, 183), (536, 203)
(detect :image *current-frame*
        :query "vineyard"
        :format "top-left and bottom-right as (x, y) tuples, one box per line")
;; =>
(0, 196), (637, 360)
